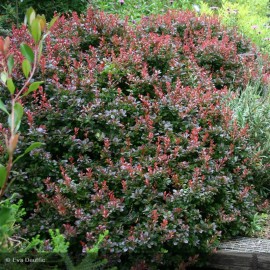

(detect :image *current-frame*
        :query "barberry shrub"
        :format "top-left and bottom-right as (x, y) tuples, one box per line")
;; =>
(1, 7), (269, 269)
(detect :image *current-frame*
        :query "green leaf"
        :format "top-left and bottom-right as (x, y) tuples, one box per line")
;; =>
(1, 72), (7, 84)
(14, 142), (43, 164)
(36, 15), (46, 31)
(14, 102), (24, 132)
(7, 55), (14, 74)
(6, 78), (15, 94)
(20, 43), (34, 63)
(48, 16), (58, 30)
(24, 142), (43, 154)
(22, 81), (43, 97)
(0, 207), (12, 226)
(0, 164), (7, 189)
(25, 7), (36, 26)
(31, 18), (41, 44)
(0, 99), (9, 115)
(22, 59), (31, 78)
(9, 103), (24, 132)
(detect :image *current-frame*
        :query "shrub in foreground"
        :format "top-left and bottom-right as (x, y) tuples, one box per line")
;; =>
(1, 8), (269, 269)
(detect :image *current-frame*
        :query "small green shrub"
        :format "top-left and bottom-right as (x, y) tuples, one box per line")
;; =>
(249, 212), (268, 235)
(0, 197), (26, 252)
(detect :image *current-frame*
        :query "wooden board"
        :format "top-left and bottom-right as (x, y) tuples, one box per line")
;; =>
(206, 251), (270, 270)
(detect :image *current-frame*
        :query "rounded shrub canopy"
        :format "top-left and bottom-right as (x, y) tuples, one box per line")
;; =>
(2, 7), (269, 269)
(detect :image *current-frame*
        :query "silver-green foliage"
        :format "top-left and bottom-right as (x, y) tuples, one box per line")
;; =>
(224, 78), (270, 190)
(227, 82), (270, 150)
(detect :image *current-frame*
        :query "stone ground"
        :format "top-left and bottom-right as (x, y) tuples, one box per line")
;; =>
(218, 237), (270, 253)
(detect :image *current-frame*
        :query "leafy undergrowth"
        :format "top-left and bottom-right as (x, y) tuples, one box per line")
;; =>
(201, 0), (270, 55)
(243, 201), (270, 239)
(0, 7), (269, 269)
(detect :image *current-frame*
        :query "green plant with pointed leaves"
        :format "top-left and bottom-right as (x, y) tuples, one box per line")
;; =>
(0, 7), (57, 251)
(0, 7), (57, 199)
(62, 230), (115, 270)
(0, 196), (26, 252)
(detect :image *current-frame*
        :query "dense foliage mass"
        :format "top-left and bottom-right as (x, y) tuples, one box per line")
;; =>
(1, 7), (269, 269)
